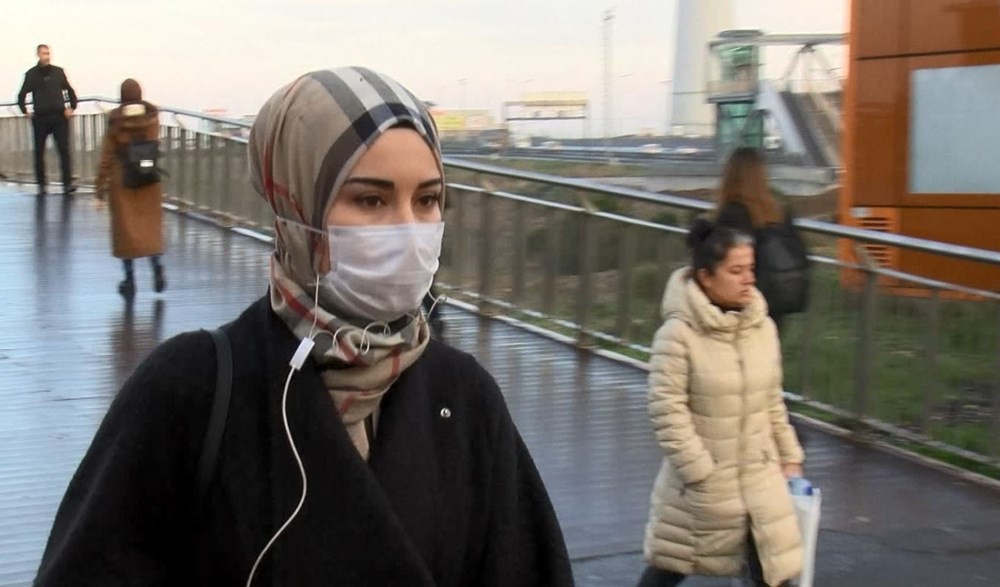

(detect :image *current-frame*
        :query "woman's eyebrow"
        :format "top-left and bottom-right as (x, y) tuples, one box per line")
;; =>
(342, 177), (443, 190)
(343, 177), (394, 189)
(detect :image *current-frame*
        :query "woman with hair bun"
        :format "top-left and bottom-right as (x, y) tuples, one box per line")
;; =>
(639, 219), (805, 587)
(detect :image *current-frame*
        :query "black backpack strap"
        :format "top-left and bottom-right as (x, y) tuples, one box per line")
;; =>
(782, 203), (798, 226)
(197, 328), (233, 504)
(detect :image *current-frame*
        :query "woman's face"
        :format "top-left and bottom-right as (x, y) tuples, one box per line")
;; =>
(326, 128), (443, 227)
(696, 244), (756, 309)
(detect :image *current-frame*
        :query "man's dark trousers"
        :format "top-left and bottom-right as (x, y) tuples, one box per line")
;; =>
(32, 113), (72, 190)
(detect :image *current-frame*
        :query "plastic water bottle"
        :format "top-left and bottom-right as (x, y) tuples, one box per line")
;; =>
(788, 476), (814, 496)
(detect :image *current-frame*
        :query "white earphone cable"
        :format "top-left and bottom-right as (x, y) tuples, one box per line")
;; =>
(245, 283), (436, 585)
(245, 366), (309, 587)
(425, 293), (448, 320)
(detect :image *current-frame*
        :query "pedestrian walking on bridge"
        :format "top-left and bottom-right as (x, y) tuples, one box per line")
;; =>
(640, 219), (805, 587)
(94, 78), (166, 299)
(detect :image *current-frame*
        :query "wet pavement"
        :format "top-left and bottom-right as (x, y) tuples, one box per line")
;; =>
(1, 184), (999, 586)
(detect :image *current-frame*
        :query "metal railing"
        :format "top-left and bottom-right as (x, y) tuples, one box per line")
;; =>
(3, 99), (999, 467)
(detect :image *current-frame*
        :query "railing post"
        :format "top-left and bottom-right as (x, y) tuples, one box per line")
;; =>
(221, 138), (233, 224)
(177, 127), (189, 206)
(0, 119), (6, 172)
(74, 115), (85, 183)
(207, 135), (220, 214)
(543, 207), (560, 316)
(10, 117), (17, 177)
(91, 113), (104, 184)
(5, 117), (12, 174)
(450, 188), (468, 289)
(161, 125), (175, 200)
(992, 302), (1000, 462)
(853, 263), (879, 427)
(72, 115), (82, 183)
(653, 234), (672, 327)
(84, 114), (96, 184)
(615, 224), (636, 339)
(6, 118), (12, 175)
(920, 289), (942, 435)
(67, 115), (77, 183)
(478, 186), (497, 315)
(17, 117), (29, 180)
(576, 213), (596, 347)
(0, 119), (9, 175)
(797, 289), (816, 399)
(192, 132), (203, 207)
(98, 113), (108, 182)
(4, 117), (11, 175)
(512, 200), (526, 306)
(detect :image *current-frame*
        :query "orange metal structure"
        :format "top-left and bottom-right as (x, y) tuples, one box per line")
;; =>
(841, 0), (1000, 293)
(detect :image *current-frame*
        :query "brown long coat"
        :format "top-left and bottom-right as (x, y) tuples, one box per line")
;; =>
(95, 102), (164, 259)
(644, 268), (804, 586)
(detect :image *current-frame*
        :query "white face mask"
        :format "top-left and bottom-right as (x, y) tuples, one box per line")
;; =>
(321, 222), (444, 323)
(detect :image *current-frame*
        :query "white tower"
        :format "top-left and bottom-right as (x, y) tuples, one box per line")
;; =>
(671, 0), (733, 136)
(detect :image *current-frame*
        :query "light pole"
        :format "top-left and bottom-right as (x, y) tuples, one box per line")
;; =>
(661, 79), (673, 136)
(603, 8), (615, 162)
(618, 72), (634, 137)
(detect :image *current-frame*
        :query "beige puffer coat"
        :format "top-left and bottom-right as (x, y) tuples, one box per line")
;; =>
(644, 268), (804, 586)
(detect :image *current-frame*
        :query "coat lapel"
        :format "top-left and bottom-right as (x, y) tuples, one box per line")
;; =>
(368, 359), (440, 574)
(260, 304), (435, 585)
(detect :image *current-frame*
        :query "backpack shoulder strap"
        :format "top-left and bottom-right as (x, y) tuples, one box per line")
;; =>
(197, 328), (233, 504)
(782, 203), (798, 226)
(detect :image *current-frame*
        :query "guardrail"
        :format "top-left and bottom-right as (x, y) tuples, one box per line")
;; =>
(3, 98), (998, 466)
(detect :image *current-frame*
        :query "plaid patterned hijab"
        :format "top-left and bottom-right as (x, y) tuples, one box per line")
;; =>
(248, 67), (443, 460)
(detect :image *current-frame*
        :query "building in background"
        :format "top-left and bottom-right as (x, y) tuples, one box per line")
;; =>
(840, 0), (1000, 293)
(671, 0), (733, 136)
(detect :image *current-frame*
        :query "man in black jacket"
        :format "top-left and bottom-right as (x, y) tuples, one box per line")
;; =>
(17, 44), (78, 195)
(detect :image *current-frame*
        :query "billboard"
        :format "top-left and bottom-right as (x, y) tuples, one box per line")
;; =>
(429, 109), (496, 132)
(503, 91), (589, 121)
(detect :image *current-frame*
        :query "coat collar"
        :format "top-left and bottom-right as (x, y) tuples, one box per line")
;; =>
(248, 296), (438, 584)
(661, 268), (767, 338)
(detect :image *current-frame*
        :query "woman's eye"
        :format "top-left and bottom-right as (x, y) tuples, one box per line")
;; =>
(418, 193), (442, 208)
(355, 195), (385, 209)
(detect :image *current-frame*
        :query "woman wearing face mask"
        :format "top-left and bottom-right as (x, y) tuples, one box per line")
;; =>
(638, 219), (804, 587)
(35, 67), (573, 587)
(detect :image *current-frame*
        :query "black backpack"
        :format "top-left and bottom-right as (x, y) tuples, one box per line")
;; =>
(754, 214), (811, 317)
(121, 133), (162, 189)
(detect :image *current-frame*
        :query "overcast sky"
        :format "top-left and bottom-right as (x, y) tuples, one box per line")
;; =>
(3, 0), (846, 134)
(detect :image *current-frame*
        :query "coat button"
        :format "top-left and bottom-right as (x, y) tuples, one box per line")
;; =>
(440, 407), (452, 419)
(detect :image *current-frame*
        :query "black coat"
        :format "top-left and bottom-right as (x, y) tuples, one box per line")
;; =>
(34, 297), (574, 586)
(17, 64), (77, 116)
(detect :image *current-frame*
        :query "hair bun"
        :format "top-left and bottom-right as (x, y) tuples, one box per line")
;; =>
(686, 217), (715, 249)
